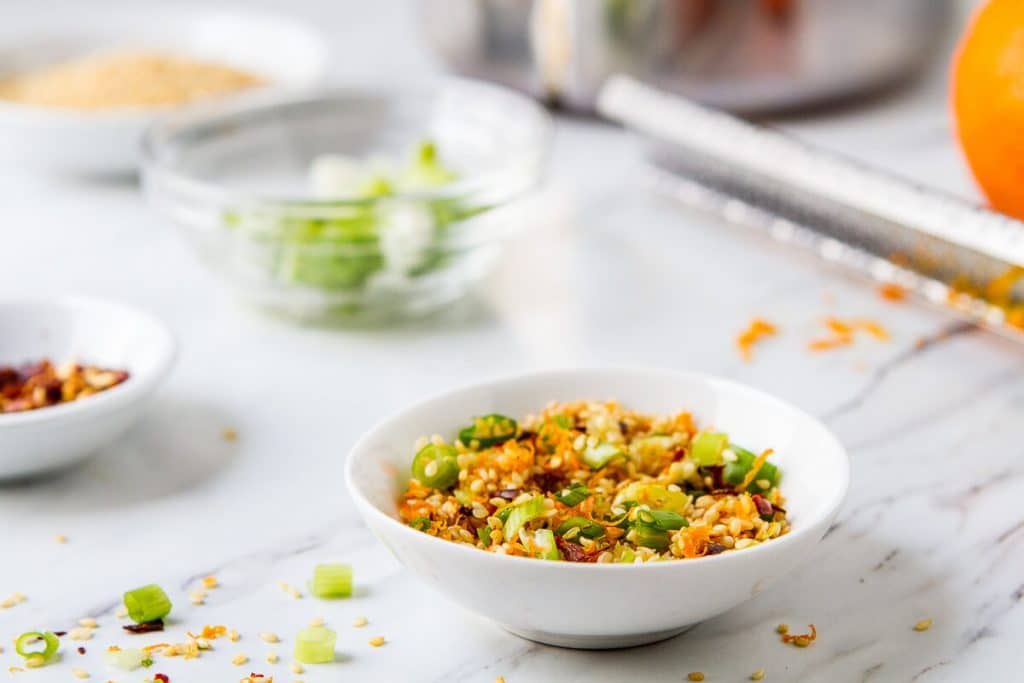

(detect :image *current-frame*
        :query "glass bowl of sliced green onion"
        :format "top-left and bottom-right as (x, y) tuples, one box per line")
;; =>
(141, 79), (552, 324)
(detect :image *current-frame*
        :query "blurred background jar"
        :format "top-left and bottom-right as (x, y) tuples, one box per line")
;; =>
(422, 0), (953, 113)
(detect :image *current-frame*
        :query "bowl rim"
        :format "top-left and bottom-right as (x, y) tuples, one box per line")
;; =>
(138, 77), (554, 209)
(0, 295), (177, 428)
(0, 4), (330, 124)
(345, 366), (850, 572)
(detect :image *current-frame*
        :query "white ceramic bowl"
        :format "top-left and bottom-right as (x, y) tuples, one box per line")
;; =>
(0, 297), (176, 479)
(346, 368), (849, 649)
(0, 5), (329, 174)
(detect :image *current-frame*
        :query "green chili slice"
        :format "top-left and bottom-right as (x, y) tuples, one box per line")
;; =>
(14, 631), (59, 661)
(554, 482), (591, 507)
(555, 516), (606, 539)
(458, 414), (518, 448)
(411, 443), (459, 489)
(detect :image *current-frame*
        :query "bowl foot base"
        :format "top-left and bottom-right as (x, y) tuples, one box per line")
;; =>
(502, 625), (691, 650)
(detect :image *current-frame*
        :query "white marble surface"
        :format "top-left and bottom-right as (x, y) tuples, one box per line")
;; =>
(3, 1), (1023, 681)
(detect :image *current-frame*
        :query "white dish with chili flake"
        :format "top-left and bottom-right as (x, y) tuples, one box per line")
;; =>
(0, 296), (176, 479)
(346, 368), (849, 649)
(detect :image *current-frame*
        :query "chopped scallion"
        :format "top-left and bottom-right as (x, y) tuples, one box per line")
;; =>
(531, 529), (561, 560)
(691, 432), (728, 467)
(581, 442), (625, 470)
(723, 444), (780, 491)
(632, 524), (670, 550)
(554, 482), (591, 507)
(123, 584), (172, 624)
(311, 563), (353, 599)
(502, 495), (546, 540)
(636, 509), (689, 531)
(477, 526), (492, 546)
(555, 516), (605, 539)
(408, 517), (431, 531)
(293, 626), (336, 664)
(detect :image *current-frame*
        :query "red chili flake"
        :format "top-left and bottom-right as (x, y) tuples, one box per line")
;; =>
(154, 674), (169, 683)
(52, 631), (67, 637)
(77, 646), (86, 655)
(123, 619), (164, 634)
(554, 535), (600, 563)
(752, 494), (773, 517)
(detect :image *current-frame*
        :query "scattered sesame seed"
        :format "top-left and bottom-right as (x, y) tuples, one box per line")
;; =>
(290, 662), (304, 674)
(228, 629), (240, 642)
(188, 589), (207, 605)
(914, 618), (933, 632)
(231, 653), (248, 665)
(687, 673), (704, 682)
(368, 636), (386, 647)
(202, 576), (218, 589)
(78, 617), (98, 628)
(8, 667), (24, 674)
(496, 678), (506, 683)
(68, 627), (94, 641)
(751, 669), (765, 680)
(792, 637), (811, 648)
(115, 606), (128, 619)
(279, 582), (302, 599)
(24, 655), (46, 669)
(71, 667), (90, 678)
(308, 617), (324, 627)
(351, 616), (368, 628)
(258, 632), (279, 644)
(776, 623), (789, 635)
(266, 651), (279, 663)
(56, 533), (68, 544)
(222, 428), (238, 441)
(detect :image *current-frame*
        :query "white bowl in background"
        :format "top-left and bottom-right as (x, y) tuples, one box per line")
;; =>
(346, 368), (849, 649)
(0, 5), (329, 174)
(0, 297), (176, 479)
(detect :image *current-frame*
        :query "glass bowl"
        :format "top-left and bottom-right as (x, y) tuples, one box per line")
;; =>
(140, 80), (552, 324)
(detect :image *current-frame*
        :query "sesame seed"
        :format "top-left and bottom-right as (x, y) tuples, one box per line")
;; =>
(71, 668), (90, 678)
(290, 662), (304, 674)
(496, 678), (506, 683)
(231, 653), (248, 665)
(352, 616), (368, 628)
(279, 582), (303, 599)
(222, 428), (238, 441)
(56, 533), (68, 544)
(115, 606), (128, 619)
(24, 655), (46, 669)
(78, 617), (98, 628)
(751, 670), (765, 680)
(188, 589), (206, 605)
(266, 651), (279, 663)
(368, 636), (386, 647)
(914, 618), (933, 632)
(202, 576), (218, 589)
(68, 628), (94, 641)
(756, 479), (771, 490)
(687, 673), (704, 681)
(258, 632), (280, 643)
(228, 629), (240, 642)
(308, 617), (324, 627)
(776, 624), (789, 634)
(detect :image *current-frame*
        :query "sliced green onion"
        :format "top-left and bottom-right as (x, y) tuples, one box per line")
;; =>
(408, 517), (431, 531)
(531, 529), (561, 560)
(311, 563), (353, 599)
(452, 488), (472, 506)
(614, 483), (689, 513)
(477, 526), (492, 546)
(635, 509), (689, 531)
(555, 516), (605, 539)
(123, 584), (172, 624)
(294, 626), (336, 664)
(411, 443), (459, 489)
(581, 442), (625, 469)
(553, 415), (572, 429)
(502, 495), (546, 540)
(458, 414), (518, 448)
(554, 482), (591, 507)
(691, 432), (728, 467)
(616, 546), (636, 563)
(723, 445), (780, 491)
(632, 524), (670, 550)
(14, 631), (59, 661)
(103, 647), (146, 671)
(495, 505), (514, 523)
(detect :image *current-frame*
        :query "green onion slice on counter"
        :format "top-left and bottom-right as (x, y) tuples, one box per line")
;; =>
(14, 631), (59, 661)
(123, 584), (172, 624)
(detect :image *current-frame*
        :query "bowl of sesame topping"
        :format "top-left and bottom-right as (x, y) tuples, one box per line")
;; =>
(346, 368), (848, 649)
(0, 296), (176, 479)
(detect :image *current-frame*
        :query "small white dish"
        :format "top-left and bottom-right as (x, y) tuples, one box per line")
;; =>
(346, 368), (849, 649)
(0, 5), (329, 174)
(0, 297), (176, 479)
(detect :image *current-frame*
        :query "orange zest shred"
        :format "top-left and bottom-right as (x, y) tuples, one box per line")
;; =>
(736, 318), (778, 361)
(809, 317), (889, 351)
(199, 625), (227, 640)
(781, 623), (817, 647)
(878, 282), (907, 302)
(680, 525), (712, 558)
(738, 449), (773, 492)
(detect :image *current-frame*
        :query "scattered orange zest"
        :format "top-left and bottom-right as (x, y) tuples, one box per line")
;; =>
(736, 318), (778, 361)
(199, 625), (227, 640)
(878, 282), (907, 302)
(681, 526), (712, 558)
(809, 317), (888, 351)
(781, 623), (817, 647)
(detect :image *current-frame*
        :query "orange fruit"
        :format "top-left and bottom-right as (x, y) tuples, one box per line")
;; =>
(952, 0), (1024, 220)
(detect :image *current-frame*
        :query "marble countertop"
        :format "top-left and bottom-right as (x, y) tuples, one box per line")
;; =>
(3, 1), (1022, 681)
